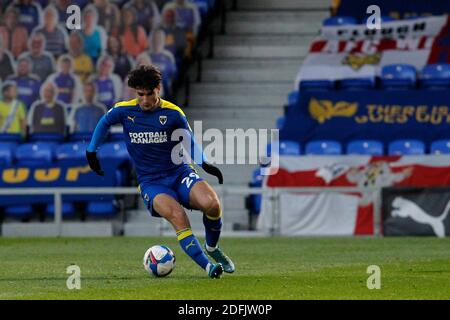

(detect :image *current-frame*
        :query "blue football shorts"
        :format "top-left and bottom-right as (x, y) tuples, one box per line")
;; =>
(138, 165), (204, 217)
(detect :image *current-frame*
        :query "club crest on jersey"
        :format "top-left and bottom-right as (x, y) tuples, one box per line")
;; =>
(159, 115), (167, 125)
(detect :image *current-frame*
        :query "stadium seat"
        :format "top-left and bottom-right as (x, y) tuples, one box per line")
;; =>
(15, 142), (55, 166)
(347, 140), (384, 155)
(0, 142), (17, 167)
(28, 132), (65, 143)
(55, 141), (118, 211)
(0, 133), (22, 143)
(339, 77), (376, 90)
(93, 141), (130, 216)
(98, 141), (129, 163)
(86, 201), (117, 217)
(305, 140), (342, 155)
(380, 64), (417, 90)
(266, 140), (301, 156)
(420, 64), (450, 89)
(56, 142), (88, 161)
(276, 116), (286, 129)
(10, 142), (57, 211)
(388, 139), (425, 155)
(287, 90), (299, 107)
(46, 203), (76, 218)
(430, 140), (450, 154)
(322, 16), (358, 26)
(279, 140), (301, 155)
(4, 205), (34, 219)
(299, 80), (334, 92)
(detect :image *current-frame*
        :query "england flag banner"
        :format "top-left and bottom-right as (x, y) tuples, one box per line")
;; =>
(295, 15), (450, 86)
(258, 156), (450, 236)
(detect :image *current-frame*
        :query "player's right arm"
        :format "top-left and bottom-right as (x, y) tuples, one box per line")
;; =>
(86, 107), (122, 176)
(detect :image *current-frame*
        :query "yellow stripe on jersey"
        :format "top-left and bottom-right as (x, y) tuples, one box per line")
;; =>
(161, 99), (186, 117)
(114, 98), (139, 108)
(176, 228), (193, 241)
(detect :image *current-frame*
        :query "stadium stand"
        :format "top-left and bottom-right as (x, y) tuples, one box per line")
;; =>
(3, 0), (447, 237)
(284, 5), (450, 155)
(0, 0), (218, 226)
(242, 0), (450, 237)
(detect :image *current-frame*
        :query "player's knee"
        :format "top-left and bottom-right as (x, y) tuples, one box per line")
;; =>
(205, 196), (221, 218)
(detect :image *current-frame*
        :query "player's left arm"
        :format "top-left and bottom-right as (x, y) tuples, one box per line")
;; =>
(179, 114), (223, 184)
(86, 107), (122, 176)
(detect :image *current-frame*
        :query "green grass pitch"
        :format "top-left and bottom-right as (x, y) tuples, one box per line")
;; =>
(0, 236), (449, 299)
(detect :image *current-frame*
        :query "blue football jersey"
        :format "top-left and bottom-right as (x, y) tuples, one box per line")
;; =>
(103, 98), (195, 181)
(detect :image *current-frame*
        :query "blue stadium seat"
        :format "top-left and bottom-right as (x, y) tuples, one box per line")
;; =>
(430, 140), (450, 154)
(287, 90), (299, 107)
(86, 201), (117, 217)
(276, 116), (285, 129)
(0, 133), (22, 143)
(98, 141), (129, 163)
(420, 64), (450, 89)
(266, 140), (301, 156)
(29, 132), (65, 143)
(4, 205), (34, 219)
(380, 64), (417, 90)
(15, 142), (55, 166)
(0, 142), (17, 167)
(305, 140), (342, 155)
(323, 16), (358, 26)
(85, 141), (130, 218)
(347, 140), (384, 155)
(339, 77), (376, 90)
(10, 142), (57, 211)
(388, 139), (425, 155)
(279, 140), (301, 155)
(56, 142), (88, 161)
(55, 141), (117, 213)
(46, 203), (76, 218)
(299, 80), (334, 92)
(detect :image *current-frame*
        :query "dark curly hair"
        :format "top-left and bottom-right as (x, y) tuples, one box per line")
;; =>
(127, 65), (162, 91)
